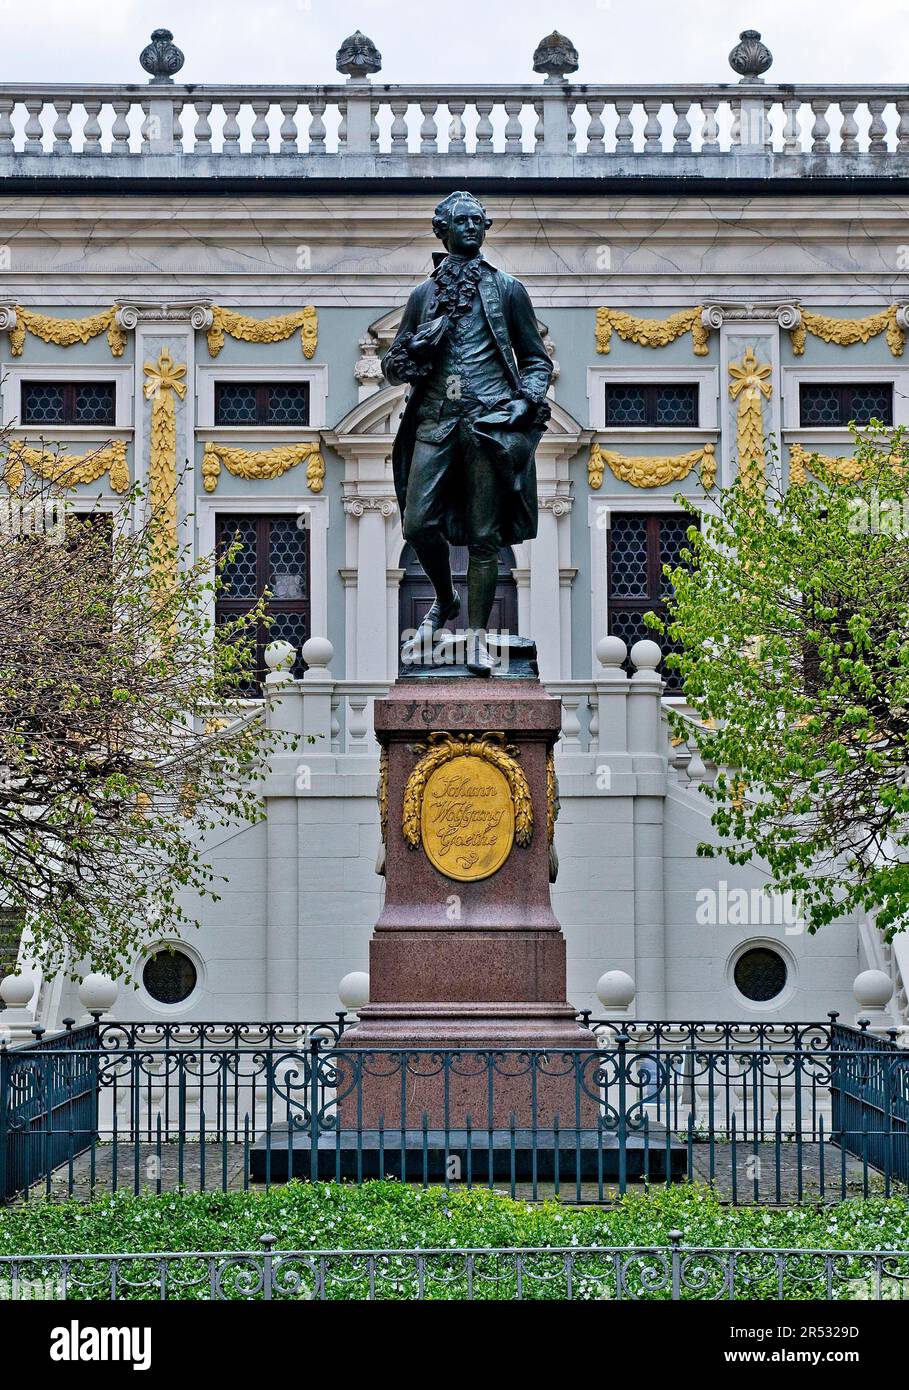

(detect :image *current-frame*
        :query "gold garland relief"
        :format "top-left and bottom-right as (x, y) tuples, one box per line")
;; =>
(8, 305), (126, 358)
(728, 347), (772, 490)
(143, 349), (186, 591)
(6, 440), (129, 493)
(595, 306), (709, 357)
(206, 306), (318, 359)
(791, 305), (904, 358)
(403, 732), (532, 881)
(588, 441), (716, 490)
(378, 745), (388, 845)
(201, 441), (324, 494)
(546, 748), (559, 846)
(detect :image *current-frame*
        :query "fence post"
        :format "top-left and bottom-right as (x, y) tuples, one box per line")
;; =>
(260, 1233), (276, 1300)
(308, 1037), (321, 1183)
(668, 1229), (683, 1299)
(0, 1039), (9, 1202)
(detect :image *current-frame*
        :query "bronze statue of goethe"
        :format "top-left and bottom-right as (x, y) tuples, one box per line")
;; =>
(383, 192), (552, 674)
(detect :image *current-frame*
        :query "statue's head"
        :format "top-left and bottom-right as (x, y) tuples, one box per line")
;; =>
(432, 191), (492, 256)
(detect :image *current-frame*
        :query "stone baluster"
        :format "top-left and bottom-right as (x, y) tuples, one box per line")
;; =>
(671, 100), (692, 154)
(278, 101), (298, 154)
(868, 99), (887, 153)
(24, 99), (45, 154)
(614, 99), (634, 153)
(782, 99), (801, 154)
(896, 101), (909, 156)
(700, 99), (719, 151)
(193, 101), (213, 155)
(419, 101), (439, 154)
(346, 691), (372, 751)
(52, 100), (72, 155)
(504, 99), (524, 153)
(337, 102), (347, 147)
(447, 100), (467, 153)
(810, 100), (830, 154)
(559, 691), (584, 751)
(221, 100), (241, 154)
(475, 100), (494, 153)
(389, 99), (409, 155)
(586, 99), (606, 154)
(533, 100), (544, 152)
(839, 100), (859, 154)
(111, 100), (131, 153)
(251, 99), (271, 153)
(0, 100), (14, 155)
(567, 101), (576, 153)
(642, 99), (663, 154)
(307, 99), (326, 153)
(730, 101), (741, 147)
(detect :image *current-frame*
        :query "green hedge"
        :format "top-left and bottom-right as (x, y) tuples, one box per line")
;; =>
(2, 1183), (909, 1299)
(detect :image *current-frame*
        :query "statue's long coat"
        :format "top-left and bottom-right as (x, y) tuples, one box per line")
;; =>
(382, 259), (553, 546)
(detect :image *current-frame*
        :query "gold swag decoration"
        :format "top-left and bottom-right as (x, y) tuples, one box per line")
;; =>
(201, 441), (324, 494)
(728, 347), (772, 489)
(8, 305), (126, 357)
(588, 441), (716, 490)
(402, 732), (533, 850)
(143, 349), (187, 590)
(595, 307), (709, 357)
(787, 443), (896, 485)
(791, 305), (905, 358)
(206, 306), (318, 359)
(6, 439), (129, 493)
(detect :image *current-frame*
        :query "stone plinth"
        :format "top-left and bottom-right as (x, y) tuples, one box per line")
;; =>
(340, 676), (597, 1130)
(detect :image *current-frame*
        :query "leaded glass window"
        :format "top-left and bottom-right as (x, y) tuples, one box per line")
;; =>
(604, 383), (698, 427)
(799, 382), (892, 427)
(216, 514), (310, 693)
(607, 513), (696, 693)
(214, 381), (310, 426)
(21, 381), (115, 426)
(733, 947), (787, 1003)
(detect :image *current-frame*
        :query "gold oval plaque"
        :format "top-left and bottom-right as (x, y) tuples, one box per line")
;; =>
(420, 753), (515, 881)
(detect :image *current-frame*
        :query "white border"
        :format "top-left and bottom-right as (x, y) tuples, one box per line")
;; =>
(195, 492), (329, 646)
(135, 940), (206, 1015)
(196, 364), (328, 430)
(781, 364), (909, 431)
(586, 365), (719, 432)
(0, 363), (134, 431)
(726, 937), (797, 1014)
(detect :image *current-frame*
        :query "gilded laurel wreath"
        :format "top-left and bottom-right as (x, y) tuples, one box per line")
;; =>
(402, 732), (532, 850)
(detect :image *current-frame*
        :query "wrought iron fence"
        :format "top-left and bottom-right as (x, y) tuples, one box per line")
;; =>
(1, 1232), (907, 1301)
(2, 1017), (907, 1206)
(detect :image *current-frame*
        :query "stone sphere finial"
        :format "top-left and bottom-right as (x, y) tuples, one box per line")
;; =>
(596, 635), (628, 671)
(630, 638), (662, 671)
(597, 970), (636, 1011)
(338, 971), (370, 1011)
(853, 969), (893, 1010)
(728, 29), (773, 83)
(336, 31), (382, 81)
(533, 30), (579, 83)
(139, 28), (185, 84)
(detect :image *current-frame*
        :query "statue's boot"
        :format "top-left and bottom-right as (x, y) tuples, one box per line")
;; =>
(402, 590), (461, 663)
(466, 628), (498, 677)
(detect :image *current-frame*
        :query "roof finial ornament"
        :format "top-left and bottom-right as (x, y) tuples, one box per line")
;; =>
(532, 31), (579, 84)
(336, 31), (382, 82)
(139, 28), (185, 84)
(728, 29), (773, 83)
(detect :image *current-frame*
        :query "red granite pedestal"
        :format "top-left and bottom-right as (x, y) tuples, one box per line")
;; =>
(339, 676), (599, 1133)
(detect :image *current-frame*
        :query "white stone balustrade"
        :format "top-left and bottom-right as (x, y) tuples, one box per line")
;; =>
(0, 85), (907, 177)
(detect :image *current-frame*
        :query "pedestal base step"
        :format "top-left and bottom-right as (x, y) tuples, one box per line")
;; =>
(249, 1125), (687, 1184)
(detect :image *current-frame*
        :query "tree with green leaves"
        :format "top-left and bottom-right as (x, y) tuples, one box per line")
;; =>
(657, 425), (909, 937)
(0, 458), (278, 979)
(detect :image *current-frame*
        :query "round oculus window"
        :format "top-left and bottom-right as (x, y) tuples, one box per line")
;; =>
(733, 946), (787, 1003)
(142, 948), (197, 1005)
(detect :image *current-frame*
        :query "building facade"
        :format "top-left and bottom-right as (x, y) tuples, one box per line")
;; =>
(2, 25), (907, 1029)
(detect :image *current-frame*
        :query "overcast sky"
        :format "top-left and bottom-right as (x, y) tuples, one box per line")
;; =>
(1, 0), (905, 85)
